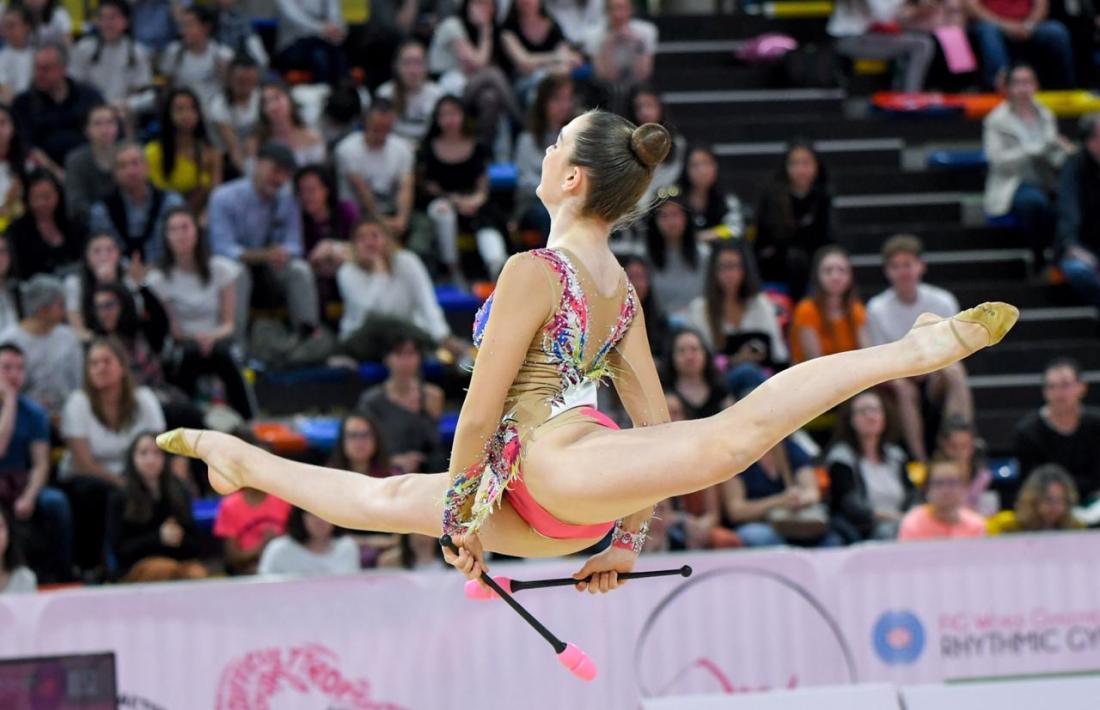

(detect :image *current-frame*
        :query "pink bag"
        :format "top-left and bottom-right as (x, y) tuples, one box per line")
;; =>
(934, 26), (977, 74)
(736, 33), (799, 64)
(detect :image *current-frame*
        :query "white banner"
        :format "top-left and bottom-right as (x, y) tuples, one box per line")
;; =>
(2, 532), (1099, 709)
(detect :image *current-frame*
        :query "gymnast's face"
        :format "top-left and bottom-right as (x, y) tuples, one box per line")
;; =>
(537, 114), (584, 209)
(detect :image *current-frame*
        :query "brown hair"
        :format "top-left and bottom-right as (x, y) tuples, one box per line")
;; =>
(882, 234), (924, 261)
(83, 336), (139, 432)
(569, 110), (671, 225)
(809, 244), (860, 346)
(351, 217), (397, 272)
(1014, 464), (1079, 531)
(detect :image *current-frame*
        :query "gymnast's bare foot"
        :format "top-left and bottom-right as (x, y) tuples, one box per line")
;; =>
(157, 429), (243, 496)
(905, 302), (1018, 373)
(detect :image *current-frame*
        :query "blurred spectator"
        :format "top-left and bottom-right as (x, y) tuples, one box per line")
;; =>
(12, 43), (103, 167)
(867, 235), (971, 461)
(498, 0), (581, 102)
(0, 5), (36, 104)
(64, 103), (120, 225)
(319, 79), (363, 150)
(147, 208), (253, 420)
(130, 0), (179, 53)
(987, 463), (1083, 533)
(0, 107), (22, 233)
(58, 338), (165, 573)
(68, 0), (156, 127)
(1013, 358), (1100, 502)
(22, 0), (72, 46)
(376, 40), (445, 148)
(295, 165), (359, 311)
(258, 506), (360, 576)
(753, 140), (832, 301)
(335, 100), (415, 240)
(662, 328), (731, 420)
(274, 0), (347, 86)
(106, 432), (205, 582)
(644, 197), (703, 314)
(937, 416), (999, 515)
(620, 254), (670, 359)
(630, 86), (686, 209)
(687, 240), (788, 371)
(720, 437), (839, 548)
(64, 232), (155, 341)
(146, 88), (223, 213)
(790, 245), (868, 363)
(417, 95), (507, 282)
(679, 146), (743, 242)
(898, 458), (987, 541)
(544, 0), (602, 48)
(586, 0), (656, 111)
(0, 343), (71, 584)
(427, 0), (520, 150)
(89, 143), (184, 265)
(208, 142), (319, 338)
(329, 412), (403, 477)
(158, 5), (233, 109)
(249, 82), (326, 170)
(965, 0), (1074, 89)
(356, 333), (447, 473)
(513, 74), (575, 248)
(828, 0), (935, 92)
(10, 169), (82, 279)
(213, 450), (291, 575)
(1055, 113), (1100, 310)
(337, 218), (457, 356)
(0, 236), (19, 333)
(0, 275), (83, 421)
(0, 505), (35, 593)
(983, 63), (1070, 267)
(212, 0), (269, 68)
(207, 55), (262, 177)
(825, 391), (915, 542)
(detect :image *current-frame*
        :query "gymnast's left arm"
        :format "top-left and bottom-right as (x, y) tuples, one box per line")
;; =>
(572, 304), (670, 594)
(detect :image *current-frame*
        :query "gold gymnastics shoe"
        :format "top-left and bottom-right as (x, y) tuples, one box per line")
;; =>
(156, 429), (202, 458)
(950, 302), (1019, 348)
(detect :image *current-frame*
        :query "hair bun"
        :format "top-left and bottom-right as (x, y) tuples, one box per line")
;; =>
(630, 123), (672, 169)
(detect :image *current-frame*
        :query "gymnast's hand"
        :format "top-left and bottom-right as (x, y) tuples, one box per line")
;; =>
(572, 546), (636, 595)
(442, 532), (488, 585)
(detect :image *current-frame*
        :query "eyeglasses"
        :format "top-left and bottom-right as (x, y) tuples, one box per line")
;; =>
(94, 300), (119, 312)
(345, 430), (374, 440)
(853, 405), (882, 415)
(928, 479), (962, 489)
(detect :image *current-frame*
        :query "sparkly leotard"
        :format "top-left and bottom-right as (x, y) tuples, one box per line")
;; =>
(441, 247), (637, 538)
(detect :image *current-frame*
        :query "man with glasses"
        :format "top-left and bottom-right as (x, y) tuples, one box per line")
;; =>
(1013, 358), (1100, 502)
(898, 458), (987, 541)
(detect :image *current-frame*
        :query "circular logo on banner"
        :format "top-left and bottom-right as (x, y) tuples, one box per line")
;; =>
(873, 610), (925, 665)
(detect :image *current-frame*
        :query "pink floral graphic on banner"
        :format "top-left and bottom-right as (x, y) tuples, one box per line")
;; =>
(215, 643), (406, 710)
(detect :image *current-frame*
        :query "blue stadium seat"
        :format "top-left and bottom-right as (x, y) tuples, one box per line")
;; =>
(488, 163), (518, 191)
(986, 213), (1020, 229)
(440, 412), (459, 445)
(192, 498), (221, 532)
(435, 285), (483, 313)
(927, 149), (987, 169)
(988, 457), (1020, 482)
(297, 416), (342, 451)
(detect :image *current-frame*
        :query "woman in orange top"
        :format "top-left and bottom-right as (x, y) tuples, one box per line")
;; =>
(790, 245), (869, 363)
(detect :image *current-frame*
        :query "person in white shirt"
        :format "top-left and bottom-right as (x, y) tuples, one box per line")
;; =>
(158, 5), (233, 110)
(259, 506), (359, 577)
(337, 218), (459, 355)
(827, 0), (935, 92)
(0, 506), (36, 594)
(22, 0), (72, 46)
(375, 40), (444, 148)
(334, 100), (414, 238)
(866, 235), (972, 462)
(67, 0), (155, 126)
(586, 0), (657, 105)
(273, 0), (347, 86)
(0, 5), (34, 103)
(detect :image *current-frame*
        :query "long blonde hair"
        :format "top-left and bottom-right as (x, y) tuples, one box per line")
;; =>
(351, 217), (397, 273)
(1014, 464), (1079, 531)
(83, 336), (139, 432)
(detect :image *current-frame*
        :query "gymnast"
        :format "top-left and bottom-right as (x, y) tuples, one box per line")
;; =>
(158, 110), (1017, 595)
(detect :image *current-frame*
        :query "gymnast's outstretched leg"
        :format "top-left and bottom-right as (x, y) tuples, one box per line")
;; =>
(521, 306), (1017, 525)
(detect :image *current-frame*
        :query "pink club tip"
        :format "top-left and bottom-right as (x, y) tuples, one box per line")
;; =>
(558, 643), (597, 681)
(463, 576), (512, 600)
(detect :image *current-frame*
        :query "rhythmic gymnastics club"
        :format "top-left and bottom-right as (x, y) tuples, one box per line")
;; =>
(463, 565), (693, 600)
(440, 535), (597, 681)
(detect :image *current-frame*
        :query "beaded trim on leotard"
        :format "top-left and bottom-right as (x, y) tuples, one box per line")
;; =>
(442, 249), (637, 536)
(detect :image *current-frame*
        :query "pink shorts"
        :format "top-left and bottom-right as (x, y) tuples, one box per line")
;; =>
(504, 406), (617, 540)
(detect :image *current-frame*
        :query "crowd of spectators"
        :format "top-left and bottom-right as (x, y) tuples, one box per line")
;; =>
(0, 0), (1098, 594)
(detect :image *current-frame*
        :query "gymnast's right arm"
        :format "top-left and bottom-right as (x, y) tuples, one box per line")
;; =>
(442, 253), (553, 536)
